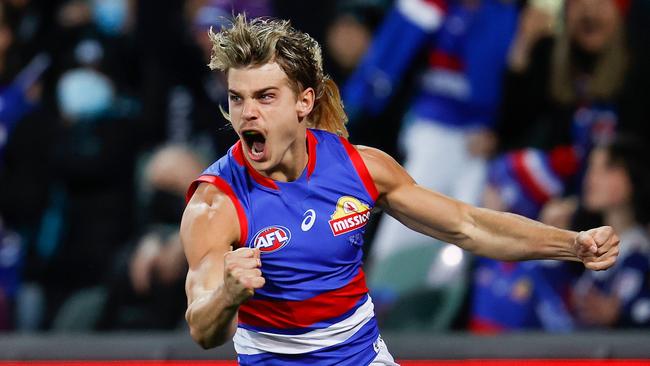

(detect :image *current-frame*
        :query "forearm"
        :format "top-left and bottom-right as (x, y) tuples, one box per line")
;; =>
(459, 206), (579, 261)
(386, 184), (579, 261)
(186, 286), (238, 349)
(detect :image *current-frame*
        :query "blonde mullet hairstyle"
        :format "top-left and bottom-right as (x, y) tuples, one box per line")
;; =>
(208, 14), (349, 138)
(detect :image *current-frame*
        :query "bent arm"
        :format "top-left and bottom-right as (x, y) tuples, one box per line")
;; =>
(181, 183), (240, 349)
(359, 146), (581, 262)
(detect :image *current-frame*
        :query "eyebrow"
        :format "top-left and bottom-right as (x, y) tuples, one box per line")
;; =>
(228, 86), (280, 96)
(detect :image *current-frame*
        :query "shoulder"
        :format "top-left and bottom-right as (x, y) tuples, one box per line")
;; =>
(355, 145), (414, 202)
(356, 145), (397, 176)
(183, 183), (239, 239)
(181, 181), (241, 267)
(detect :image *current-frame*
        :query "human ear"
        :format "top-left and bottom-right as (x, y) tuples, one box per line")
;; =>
(296, 87), (315, 118)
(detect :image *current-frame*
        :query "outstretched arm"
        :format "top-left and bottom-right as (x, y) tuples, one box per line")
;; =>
(359, 146), (619, 270)
(181, 183), (264, 349)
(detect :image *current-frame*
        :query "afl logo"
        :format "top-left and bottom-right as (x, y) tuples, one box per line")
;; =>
(252, 226), (291, 253)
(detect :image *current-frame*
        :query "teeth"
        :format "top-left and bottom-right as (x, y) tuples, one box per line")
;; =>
(252, 144), (263, 156)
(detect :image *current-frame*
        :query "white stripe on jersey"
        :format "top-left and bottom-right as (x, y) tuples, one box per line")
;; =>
(234, 296), (376, 355)
(397, 0), (444, 32)
(523, 150), (563, 198)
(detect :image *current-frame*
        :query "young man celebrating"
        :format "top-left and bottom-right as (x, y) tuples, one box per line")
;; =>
(181, 15), (619, 365)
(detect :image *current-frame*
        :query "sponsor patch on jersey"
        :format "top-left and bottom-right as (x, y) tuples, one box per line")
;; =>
(252, 226), (291, 253)
(328, 196), (371, 236)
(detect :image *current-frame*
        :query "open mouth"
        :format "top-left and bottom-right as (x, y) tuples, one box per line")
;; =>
(242, 129), (267, 161)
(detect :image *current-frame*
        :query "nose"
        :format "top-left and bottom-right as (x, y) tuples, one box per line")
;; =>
(241, 98), (259, 121)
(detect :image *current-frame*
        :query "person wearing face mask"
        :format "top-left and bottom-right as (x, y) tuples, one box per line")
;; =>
(97, 145), (204, 330)
(17, 65), (138, 330)
(572, 136), (650, 328)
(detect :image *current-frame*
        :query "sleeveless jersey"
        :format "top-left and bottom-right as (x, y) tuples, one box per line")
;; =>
(187, 129), (382, 365)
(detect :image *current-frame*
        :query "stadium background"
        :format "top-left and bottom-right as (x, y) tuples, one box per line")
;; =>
(1, 0), (650, 364)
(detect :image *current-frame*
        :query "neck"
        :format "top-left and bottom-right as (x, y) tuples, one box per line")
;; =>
(571, 42), (600, 75)
(262, 130), (308, 182)
(604, 204), (636, 234)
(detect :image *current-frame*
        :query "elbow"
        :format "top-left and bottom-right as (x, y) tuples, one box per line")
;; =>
(188, 321), (230, 349)
(190, 327), (223, 350)
(186, 310), (229, 349)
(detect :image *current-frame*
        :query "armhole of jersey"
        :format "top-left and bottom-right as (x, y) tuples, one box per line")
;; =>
(339, 137), (380, 202)
(186, 175), (249, 248)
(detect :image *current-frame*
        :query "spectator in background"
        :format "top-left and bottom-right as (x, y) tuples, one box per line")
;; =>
(13, 14), (141, 325)
(470, 146), (581, 333)
(497, 0), (641, 154)
(572, 136), (650, 328)
(27, 61), (138, 330)
(55, 0), (139, 94)
(99, 145), (203, 330)
(0, 0), (56, 79)
(325, 0), (388, 79)
(344, 0), (519, 266)
(0, 53), (49, 164)
(13, 0), (142, 329)
(0, 1), (55, 331)
(325, 0), (403, 164)
(497, 0), (650, 241)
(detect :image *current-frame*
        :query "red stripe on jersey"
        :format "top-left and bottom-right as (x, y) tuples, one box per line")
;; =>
(238, 268), (368, 329)
(509, 152), (549, 204)
(306, 129), (318, 179)
(186, 175), (249, 248)
(423, 0), (448, 12)
(429, 50), (463, 71)
(339, 138), (379, 202)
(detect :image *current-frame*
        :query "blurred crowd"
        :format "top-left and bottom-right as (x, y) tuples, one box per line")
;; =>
(0, 0), (648, 334)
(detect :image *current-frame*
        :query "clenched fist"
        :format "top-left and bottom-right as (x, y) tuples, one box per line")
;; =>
(574, 226), (620, 271)
(223, 247), (265, 305)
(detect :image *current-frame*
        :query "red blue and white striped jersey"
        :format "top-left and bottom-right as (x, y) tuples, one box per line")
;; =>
(187, 129), (382, 365)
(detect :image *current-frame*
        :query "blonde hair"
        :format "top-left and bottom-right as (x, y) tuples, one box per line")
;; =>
(208, 14), (349, 138)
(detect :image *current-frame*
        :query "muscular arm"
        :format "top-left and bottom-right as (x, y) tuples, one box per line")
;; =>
(181, 183), (262, 349)
(358, 146), (619, 270)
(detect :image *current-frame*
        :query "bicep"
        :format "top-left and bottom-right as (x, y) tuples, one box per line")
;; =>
(181, 183), (240, 305)
(382, 182), (471, 243)
(357, 145), (471, 244)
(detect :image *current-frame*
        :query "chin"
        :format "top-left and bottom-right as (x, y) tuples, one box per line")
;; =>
(583, 198), (606, 213)
(576, 36), (609, 54)
(249, 157), (275, 172)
